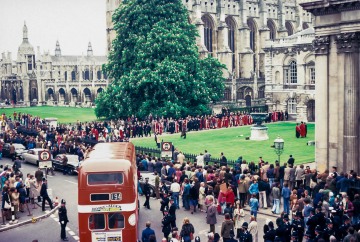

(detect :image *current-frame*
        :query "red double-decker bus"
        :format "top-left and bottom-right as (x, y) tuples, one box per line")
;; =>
(78, 142), (138, 242)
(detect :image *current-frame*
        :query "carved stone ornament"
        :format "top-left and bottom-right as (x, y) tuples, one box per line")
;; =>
(312, 36), (330, 54)
(336, 32), (360, 53)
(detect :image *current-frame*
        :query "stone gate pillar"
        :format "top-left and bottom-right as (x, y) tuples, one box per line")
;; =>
(313, 36), (330, 172)
(336, 33), (360, 173)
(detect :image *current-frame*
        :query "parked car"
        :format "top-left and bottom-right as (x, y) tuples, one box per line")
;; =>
(138, 171), (171, 197)
(22, 148), (49, 166)
(52, 154), (80, 175)
(2, 143), (27, 158)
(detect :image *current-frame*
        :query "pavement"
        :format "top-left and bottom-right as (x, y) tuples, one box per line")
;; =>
(0, 194), (59, 232)
(0, 157), (79, 242)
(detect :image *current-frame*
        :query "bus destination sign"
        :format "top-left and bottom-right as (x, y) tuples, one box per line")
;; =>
(91, 204), (122, 213)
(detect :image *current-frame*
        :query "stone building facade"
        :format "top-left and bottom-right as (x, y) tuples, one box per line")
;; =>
(264, 27), (315, 122)
(301, 0), (360, 173)
(106, 0), (314, 109)
(0, 23), (108, 106)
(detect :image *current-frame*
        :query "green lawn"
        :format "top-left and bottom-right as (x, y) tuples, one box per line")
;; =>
(132, 122), (315, 165)
(0, 106), (97, 123)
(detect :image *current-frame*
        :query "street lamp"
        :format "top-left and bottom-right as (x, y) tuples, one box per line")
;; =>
(274, 136), (284, 163)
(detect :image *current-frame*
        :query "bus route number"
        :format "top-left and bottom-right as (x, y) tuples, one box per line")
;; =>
(111, 193), (122, 201)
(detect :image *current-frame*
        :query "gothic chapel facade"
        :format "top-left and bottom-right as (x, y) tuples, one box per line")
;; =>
(107, 0), (314, 115)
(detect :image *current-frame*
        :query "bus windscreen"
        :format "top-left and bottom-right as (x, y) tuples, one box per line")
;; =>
(87, 173), (123, 185)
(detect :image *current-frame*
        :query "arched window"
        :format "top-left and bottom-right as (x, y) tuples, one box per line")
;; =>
(307, 61), (315, 85)
(267, 20), (277, 40)
(287, 98), (297, 114)
(258, 86), (265, 98)
(226, 17), (236, 71)
(202, 15), (214, 53)
(285, 21), (294, 36)
(71, 71), (76, 81)
(84, 70), (90, 80)
(64, 71), (67, 81)
(223, 88), (231, 101)
(284, 61), (297, 84)
(237, 88), (244, 100)
(290, 61), (297, 84)
(247, 19), (256, 51)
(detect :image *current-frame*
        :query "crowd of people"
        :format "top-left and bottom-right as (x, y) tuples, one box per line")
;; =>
(138, 151), (360, 242)
(0, 165), (54, 220)
(0, 109), (288, 147)
(0, 110), (338, 242)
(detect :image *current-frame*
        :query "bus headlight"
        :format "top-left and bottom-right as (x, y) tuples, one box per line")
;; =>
(128, 213), (136, 226)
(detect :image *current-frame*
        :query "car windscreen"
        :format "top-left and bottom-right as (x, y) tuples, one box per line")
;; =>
(87, 173), (123, 185)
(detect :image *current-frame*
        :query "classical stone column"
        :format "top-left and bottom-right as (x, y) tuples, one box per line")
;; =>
(336, 33), (360, 173)
(313, 36), (330, 172)
(22, 75), (30, 106)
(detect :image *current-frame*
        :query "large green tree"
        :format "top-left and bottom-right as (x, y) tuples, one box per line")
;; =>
(96, 0), (226, 119)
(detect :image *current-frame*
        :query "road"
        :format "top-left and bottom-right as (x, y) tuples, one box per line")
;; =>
(0, 157), (276, 241)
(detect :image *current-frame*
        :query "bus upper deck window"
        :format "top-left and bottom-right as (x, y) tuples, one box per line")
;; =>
(108, 213), (125, 229)
(88, 173), (123, 185)
(89, 214), (105, 230)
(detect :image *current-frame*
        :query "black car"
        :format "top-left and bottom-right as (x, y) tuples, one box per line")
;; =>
(138, 171), (171, 197)
(52, 154), (80, 175)
(2, 143), (27, 158)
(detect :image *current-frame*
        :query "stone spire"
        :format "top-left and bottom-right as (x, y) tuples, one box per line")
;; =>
(87, 42), (93, 56)
(55, 40), (61, 57)
(23, 21), (28, 41)
(18, 21), (34, 55)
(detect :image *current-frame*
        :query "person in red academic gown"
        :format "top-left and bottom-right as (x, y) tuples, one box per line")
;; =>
(296, 124), (301, 138)
(300, 122), (306, 138)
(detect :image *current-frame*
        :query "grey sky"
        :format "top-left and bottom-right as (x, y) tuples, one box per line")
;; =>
(0, 0), (107, 57)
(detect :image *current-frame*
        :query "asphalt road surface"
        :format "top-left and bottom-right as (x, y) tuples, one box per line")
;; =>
(0, 157), (275, 241)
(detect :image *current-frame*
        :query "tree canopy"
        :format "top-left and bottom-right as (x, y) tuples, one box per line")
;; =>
(95, 0), (226, 119)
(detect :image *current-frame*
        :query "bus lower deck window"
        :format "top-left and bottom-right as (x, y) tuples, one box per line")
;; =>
(89, 214), (105, 230)
(88, 173), (123, 185)
(108, 213), (125, 229)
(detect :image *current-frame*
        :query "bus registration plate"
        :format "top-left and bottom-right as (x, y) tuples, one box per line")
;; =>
(92, 231), (122, 242)
(111, 193), (122, 201)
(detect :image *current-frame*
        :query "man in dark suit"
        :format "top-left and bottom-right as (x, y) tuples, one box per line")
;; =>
(143, 177), (151, 209)
(162, 207), (173, 239)
(287, 155), (295, 166)
(169, 198), (177, 228)
(40, 178), (54, 211)
(59, 199), (69, 241)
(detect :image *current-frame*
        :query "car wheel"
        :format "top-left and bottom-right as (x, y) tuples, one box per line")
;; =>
(68, 169), (74, 175)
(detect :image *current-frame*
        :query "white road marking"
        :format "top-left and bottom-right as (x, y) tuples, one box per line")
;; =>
(69, 231), (75, 236)
(73, 235), (80, 240)
(50, 214), (56, 218)
(47, 175), (53, 177)
(64, 180), (77, 185)
(66, 227), (71, 231)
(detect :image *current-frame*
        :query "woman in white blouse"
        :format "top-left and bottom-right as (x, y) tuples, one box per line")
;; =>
(233, 200), (245, 237)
